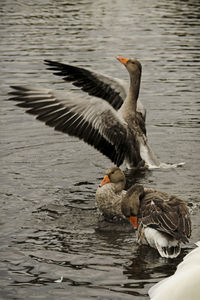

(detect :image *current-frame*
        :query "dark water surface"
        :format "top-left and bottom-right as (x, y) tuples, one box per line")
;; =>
(0, 0), (200, 299)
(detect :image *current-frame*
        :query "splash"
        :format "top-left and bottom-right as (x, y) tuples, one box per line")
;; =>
(139, 138), (185, 170)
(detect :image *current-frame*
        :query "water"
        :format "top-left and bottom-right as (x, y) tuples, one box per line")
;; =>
(0, 0), (200, 299)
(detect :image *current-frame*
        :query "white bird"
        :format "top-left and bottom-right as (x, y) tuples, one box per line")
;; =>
(148, 241), (200, 300)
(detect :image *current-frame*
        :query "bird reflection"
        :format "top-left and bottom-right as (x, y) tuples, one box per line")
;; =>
(123, 244), (186, 281)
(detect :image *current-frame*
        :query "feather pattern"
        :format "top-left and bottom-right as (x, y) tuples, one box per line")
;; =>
(139, 189), (191, 244)
(121, 183), (192, 258)
(8, 58), (162, 168)
(44, 60), (146, 118)
(9, 86), (133, 166)
(44, 60), (127, 110)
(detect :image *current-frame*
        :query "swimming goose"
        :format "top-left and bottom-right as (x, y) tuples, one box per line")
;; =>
(96, 166), (127, 220)
(121, 183), (191, 258)
(9, 57), (160, 169)
(149, 241), (200, 300)
(96, 167), (191, 258)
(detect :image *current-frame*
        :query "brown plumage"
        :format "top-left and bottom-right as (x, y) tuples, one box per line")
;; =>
(96, 167), (191, 258)
(96, 167), (126, 220)
(122, 184), (191, 258)
(137, 189), (191, 244)
(8, 57), (160, 169)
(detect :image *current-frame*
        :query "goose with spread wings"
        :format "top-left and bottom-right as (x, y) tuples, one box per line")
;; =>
(9, 56), (160, 169)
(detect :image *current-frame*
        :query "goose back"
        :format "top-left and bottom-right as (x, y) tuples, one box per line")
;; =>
(139, 189), (191, 243)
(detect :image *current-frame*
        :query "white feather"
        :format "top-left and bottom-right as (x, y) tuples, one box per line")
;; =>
(144, 227), (180, 258)
(149, 241), (200, 300)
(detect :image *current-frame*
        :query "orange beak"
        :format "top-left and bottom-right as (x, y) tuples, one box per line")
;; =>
(99, 174), (110, 187)
(116, 56), (129, 66)
(129, 216), (138, 229)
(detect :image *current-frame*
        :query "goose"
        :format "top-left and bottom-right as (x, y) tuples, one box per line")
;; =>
(96, 167), (191, 258)
(148, 241), (200, 300)
(96, 166), (126, 221)
(9, 57), (161, 169)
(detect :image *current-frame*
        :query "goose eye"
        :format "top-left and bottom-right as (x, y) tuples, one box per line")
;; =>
(110, 169), (117, 176)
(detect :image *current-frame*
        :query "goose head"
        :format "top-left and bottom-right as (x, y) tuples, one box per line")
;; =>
(121, 184), (145, 229)
(117, 56), (141, 78)
(99, 166), (126, 193)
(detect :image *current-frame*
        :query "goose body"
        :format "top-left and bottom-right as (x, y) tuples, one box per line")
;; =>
(96, 167), (126, 220)
(149, 241), (200, 300)
(9, 57), (160, 169)
(96, 167), (191, 258)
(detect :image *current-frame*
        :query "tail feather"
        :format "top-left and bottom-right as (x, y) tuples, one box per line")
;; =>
(144, 227), (181, 258)
(156, 243), (181, 259)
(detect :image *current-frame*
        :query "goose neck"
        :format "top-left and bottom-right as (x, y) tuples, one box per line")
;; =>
(129, 74), (141, 103)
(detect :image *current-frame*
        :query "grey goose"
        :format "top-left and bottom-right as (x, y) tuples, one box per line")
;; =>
(96, 167), (191, 258)
(9, 57), (161, 168)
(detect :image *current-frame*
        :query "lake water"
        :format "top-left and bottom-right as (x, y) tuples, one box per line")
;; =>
(0, 0), (200, 299)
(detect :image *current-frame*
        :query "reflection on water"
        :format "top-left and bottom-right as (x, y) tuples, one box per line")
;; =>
(0, 0), (200, 299)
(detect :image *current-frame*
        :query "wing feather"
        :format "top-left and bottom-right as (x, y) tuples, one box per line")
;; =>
(44, 60), (126, 110)
(9, 86), (128, 166)
(140, 192), (191, 242)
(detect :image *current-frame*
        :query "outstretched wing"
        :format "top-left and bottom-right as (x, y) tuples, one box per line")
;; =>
(140, 190), (191, 243)
(9, 86), (130, 166)
(44, 60), (127, 110)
